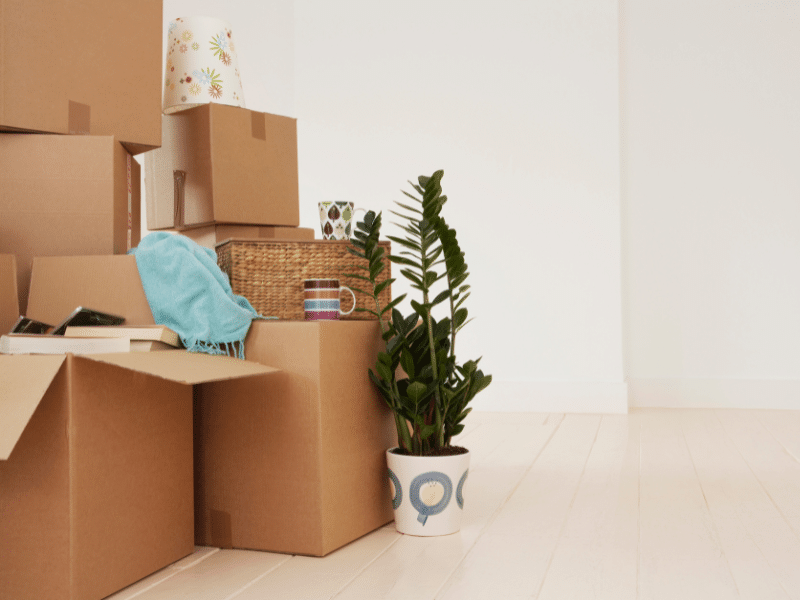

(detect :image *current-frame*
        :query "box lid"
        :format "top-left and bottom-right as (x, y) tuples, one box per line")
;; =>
(85, 350), (279, 385)
(0, 351), (278, 460)
(0, 354), (66, 460)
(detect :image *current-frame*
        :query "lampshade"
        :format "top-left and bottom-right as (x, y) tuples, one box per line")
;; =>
(163, 16), (246, 114)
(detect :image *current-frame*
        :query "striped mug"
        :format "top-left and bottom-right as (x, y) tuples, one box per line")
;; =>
(303, 279), (356, 320)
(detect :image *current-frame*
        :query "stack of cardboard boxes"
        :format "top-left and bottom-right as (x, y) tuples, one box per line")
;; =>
(1, 4), (395, 599)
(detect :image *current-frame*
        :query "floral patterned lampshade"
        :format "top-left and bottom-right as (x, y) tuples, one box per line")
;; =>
(163, 16), (246, 114)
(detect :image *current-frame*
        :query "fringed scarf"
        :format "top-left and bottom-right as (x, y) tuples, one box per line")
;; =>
(131, 232), (272, 359)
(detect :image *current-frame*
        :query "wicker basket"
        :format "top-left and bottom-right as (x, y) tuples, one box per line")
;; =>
(216, 238), (391, 320)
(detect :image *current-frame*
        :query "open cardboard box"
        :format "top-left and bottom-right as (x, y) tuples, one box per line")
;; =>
(0, 351), (277, 600)
(0, 0), (162, 155)
(0, 254), (19, 335)
(145, 104), (300, 230)
(27, 255), (398, 557)
(0, 135), (141, 313)
(195, 320), (396, 556)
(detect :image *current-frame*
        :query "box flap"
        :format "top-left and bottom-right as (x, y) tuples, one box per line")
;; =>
(82, 351), (279, 385)
(0, 355), (66, 460)
(0, 255), (20, 335)
(27, 255), (154, 327)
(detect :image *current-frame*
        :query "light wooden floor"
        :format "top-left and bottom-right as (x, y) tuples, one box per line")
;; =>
(107, 409), (800, 600)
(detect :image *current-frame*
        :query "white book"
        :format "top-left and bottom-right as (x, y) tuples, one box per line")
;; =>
(0, 334), (131, 355)
(64, 325), (181, 348)
(130, 340), (179, 352)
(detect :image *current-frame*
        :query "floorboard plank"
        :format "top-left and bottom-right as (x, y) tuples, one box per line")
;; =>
(436, 414), (602, 600)
(110, 549), (290, 600)
(716, 409), (800, 539)
(230, 527), (401, 600)
(638, 409), (740, 600)
(752, 409), (800, 464)
(680, 409), (797, 599)
(536, 413), (640, 600)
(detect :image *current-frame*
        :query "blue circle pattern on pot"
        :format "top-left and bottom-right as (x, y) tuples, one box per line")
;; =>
(388, 468), (402, 510)
(456, 469), (468, 509)
(410, 471), (453, 525)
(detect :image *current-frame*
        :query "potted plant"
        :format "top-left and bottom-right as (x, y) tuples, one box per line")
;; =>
(344, 169), (492, 536)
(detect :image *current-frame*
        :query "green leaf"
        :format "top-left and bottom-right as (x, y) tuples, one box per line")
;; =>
(369, 261), (385, 281)
(399, 348), (415, 378)
(400, 269), (423, 287)
(400, 189), (422, 204)
(410, 299), (427, 318)
(419, 423), (438, 441)
(386, 334), (403, 355)
(391, 308), (406, 335)
(434, 318), (451, 341)
(388, 255), (422, 270)
(431, 289), (451, 307)
(394, 201), (423, 214)
(386, 235), (421, 252)
(380, 295), (405, 316)
(345, 247), (366, 259)
(407, 381), (428, 404)
(454, 308), (468, 328)
(374, 279), (392, 297)
(376, 360), (392, 382)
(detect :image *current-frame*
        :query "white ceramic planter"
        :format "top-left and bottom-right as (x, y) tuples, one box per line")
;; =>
(386, 448), (471, 536)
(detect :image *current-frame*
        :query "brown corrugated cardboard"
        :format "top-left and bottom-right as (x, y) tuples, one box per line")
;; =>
(27, 256), (152, 327)
(0, 255), (19, 334)
(0, 352), (277, 600)
(195, 320), (396, 556)
(26, 255), (398, 557)
(145, 104), (299, 230)
(0, 135), (141, 313)
(180, 224), (315, 248)
(0, 0), (162, 154)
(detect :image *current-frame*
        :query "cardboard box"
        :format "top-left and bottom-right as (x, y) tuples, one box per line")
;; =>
(180, 224), (316, 249)
(145, 104), (300, 230)
(27, 255), (398, 557)
(26, 256), (153, 327)
(194, 320), (396, 556)
(0, 0), (162, 155)
(0, 135), (141, 313)
(0, 255), (19, 334)
(0, 351), (277, 600)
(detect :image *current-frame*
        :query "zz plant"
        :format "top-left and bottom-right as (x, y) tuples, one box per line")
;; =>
(344, 170), (491, 456)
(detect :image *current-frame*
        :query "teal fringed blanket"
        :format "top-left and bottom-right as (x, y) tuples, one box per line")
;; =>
(131, 232), (268, 359)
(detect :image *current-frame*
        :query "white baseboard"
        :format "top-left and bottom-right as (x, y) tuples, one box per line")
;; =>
(471, 380), (629, 414)
(628, 378), (800, 409)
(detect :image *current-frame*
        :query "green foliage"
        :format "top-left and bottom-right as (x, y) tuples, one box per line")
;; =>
(342, 170), (492, 456)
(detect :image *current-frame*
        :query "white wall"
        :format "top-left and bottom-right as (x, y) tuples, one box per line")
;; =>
(142, 0), (626, 413)
(294, 1), (627, 413)
(143, 1), (800, 413)
(621, 0), (800, 408)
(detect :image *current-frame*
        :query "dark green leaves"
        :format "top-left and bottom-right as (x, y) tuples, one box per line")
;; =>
(342, 171), (491, 456)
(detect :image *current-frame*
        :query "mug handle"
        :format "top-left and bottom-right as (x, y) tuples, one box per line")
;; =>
(339, 286), (357, 316)
(351, 208), (368, 236)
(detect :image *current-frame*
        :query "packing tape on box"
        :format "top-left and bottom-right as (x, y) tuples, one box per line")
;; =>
(251, 112), (266, 141)
(173, 170), (187, 228)
(68, 100), (91, 135)
(127, 154), (133, 251)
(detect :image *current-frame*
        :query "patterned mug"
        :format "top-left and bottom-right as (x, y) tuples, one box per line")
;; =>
(318, 201), (367, 240)
(303, 279), (357, 320)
